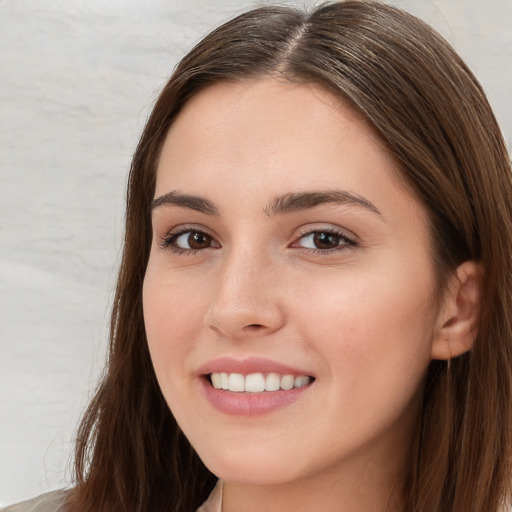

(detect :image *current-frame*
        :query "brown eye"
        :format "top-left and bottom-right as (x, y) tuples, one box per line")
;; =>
(162, 229), (219, 253)
(187, 231), (212, 249)
(312, 232), (341, 249)
(296, 230), (356, 252)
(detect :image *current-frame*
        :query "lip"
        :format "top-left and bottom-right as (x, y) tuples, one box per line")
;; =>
(196, 356), (313, 377)
(197, 356), (314, 416)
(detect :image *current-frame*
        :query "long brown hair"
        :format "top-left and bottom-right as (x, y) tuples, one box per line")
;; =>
(68, 2), (512, 511)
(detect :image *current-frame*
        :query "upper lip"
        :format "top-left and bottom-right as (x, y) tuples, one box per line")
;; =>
(197, 356), (313, 377)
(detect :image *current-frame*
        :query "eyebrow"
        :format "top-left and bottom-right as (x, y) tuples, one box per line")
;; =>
(151, 189), (381, 217)
(264, 190), (381, 217)
(151, 191), (219, 215)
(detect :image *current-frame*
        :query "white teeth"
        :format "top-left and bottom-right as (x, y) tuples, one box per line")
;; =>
(220, 372), (229, 390)
(280, 374), (295, 390)
(295, 376), (310, 388)
(211, 373), (221, 389)
(210, 372), (311, 392)
(245, 373), (265, 392)
(228, 373), (245, 392)
(265, 373), (281, 391)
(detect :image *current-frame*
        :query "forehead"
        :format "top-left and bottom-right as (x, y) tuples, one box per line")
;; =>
(166, 79), (379, 147)
(156, 79), (401, 195)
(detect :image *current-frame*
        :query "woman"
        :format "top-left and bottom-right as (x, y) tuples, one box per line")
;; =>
(5, 1), (512, 511)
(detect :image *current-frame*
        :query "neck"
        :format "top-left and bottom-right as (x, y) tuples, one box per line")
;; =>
(221, 454), (405, 512)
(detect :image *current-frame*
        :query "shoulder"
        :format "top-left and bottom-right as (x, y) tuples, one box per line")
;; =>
(196, 481), (223, 512)
(1, 490), (69, 512)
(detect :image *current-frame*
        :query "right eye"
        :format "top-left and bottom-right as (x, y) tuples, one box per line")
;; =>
(161, 229), (220, 254)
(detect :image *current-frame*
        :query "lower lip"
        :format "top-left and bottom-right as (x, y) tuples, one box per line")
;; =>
(200, 378), (312, 416)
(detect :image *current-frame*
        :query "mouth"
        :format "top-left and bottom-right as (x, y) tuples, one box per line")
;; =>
(197, 357), (315, 414)
(207, 372), (313, 393)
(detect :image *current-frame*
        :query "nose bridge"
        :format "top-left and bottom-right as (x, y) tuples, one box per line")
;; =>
(205, 244), (284, 337)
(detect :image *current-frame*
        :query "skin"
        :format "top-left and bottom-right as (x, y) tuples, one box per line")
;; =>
(143, 80), (464, 512)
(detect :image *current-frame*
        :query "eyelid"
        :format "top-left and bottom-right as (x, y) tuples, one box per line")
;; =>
(157, 223), (358, 255)
(290, 224), (358, 252)
(158, 225), (221, 253)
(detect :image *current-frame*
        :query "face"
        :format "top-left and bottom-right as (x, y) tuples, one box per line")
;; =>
(143, 80), (443, 491)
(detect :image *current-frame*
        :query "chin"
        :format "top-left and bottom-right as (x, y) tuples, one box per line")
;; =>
(194, 440), (307, 485)
(205, 458), (301, 486)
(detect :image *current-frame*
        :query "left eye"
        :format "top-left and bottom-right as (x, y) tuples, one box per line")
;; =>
(296, 231), (354, 251)
(162, 229), (219, 252)
(175, 231), (213, 249)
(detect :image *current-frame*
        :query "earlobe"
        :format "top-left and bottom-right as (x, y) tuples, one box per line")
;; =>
(431, 261), (484, 361)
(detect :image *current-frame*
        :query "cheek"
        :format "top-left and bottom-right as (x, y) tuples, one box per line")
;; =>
(291, 275), (436, 447)
(142, 267), (206, 379)
(142, 269), (211, 429)
(293, 264), (437, 385)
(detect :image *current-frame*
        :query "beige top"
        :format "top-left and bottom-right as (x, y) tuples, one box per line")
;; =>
(1, 481), (222, 512)
(197, 480), (223, 512)
(1, 491), (68, 512)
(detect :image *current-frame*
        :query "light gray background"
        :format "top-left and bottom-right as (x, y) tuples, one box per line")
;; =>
(1, 0), (511, 506)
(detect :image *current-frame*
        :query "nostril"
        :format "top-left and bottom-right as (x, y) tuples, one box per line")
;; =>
(245, 324), (264, 330)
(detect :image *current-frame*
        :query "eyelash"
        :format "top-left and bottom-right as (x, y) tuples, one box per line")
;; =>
(159, 226), (216, 256)
(292, 227), (358, 254)
(159, 226), (358, 256)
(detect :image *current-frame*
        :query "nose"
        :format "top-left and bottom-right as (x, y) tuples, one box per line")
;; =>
(204, 251), (286, 340)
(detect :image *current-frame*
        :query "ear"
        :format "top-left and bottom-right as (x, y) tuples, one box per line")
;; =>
(431, 261), (483, 361)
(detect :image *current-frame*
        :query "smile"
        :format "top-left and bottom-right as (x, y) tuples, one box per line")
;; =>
(198, 357), (315, 415)
(209, 372), (312, 392)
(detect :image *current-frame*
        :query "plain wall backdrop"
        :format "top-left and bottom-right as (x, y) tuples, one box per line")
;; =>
(1, 0), (511, 505)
